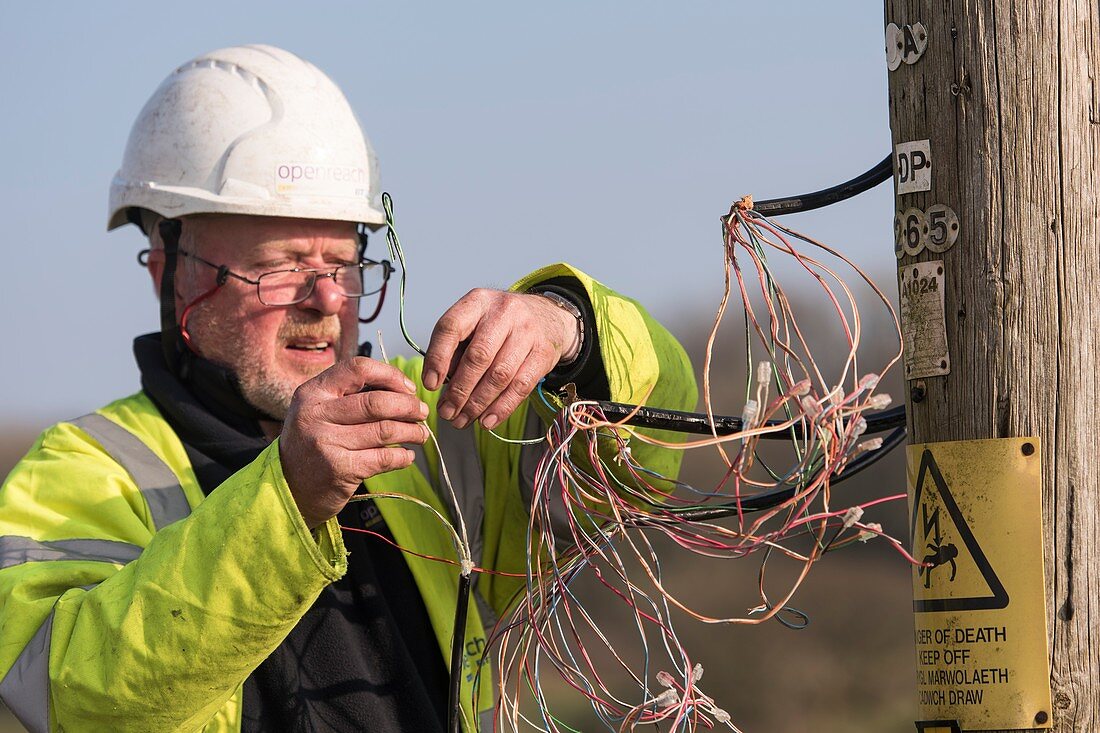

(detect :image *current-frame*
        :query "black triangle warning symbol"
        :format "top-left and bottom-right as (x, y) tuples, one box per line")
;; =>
(910, 448), (1009, 613)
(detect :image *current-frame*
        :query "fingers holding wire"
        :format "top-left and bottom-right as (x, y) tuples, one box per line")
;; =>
(436, 332), (511, 427)
(422, 289), (484, 391)
(332, 418), (430, 452)
(320, 388), (429, 427)
(454, 337), (548, 430)
(280, 357), (428, 529)
(427, 289), (579, 431)
(299, 355), (416, 399)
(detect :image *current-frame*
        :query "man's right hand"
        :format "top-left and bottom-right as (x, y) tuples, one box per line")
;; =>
(279, 357), (429, 529)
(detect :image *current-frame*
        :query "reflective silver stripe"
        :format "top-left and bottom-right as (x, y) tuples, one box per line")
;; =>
(435, 419), (485, 568)
(69, 413), (191, 530)
(0, 536), (142, 571)
(0, 611), (53, 733)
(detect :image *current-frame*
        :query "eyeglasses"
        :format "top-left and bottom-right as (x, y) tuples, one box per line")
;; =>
(176, 248), (392, 307)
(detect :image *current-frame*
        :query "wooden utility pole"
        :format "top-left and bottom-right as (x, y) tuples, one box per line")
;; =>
(886, 2), (1098, 732)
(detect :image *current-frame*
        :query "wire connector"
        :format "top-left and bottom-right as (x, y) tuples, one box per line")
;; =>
(692, 663), (704, 683)
(801, 395), (823, 419)
(841, 506), (865, 530)
(612, 445), (633, 465)
(459, 558), (474, 576)
(856, 437), (884, 454)
(756, 361), (771, 386)
(655, 688), (680, 708)
(655, 670), (676, 688)
(858, 373), (881, 392)
(858, 522), (882, 542)
(740, 400), (759, 429)
(867, 393), (892, 410)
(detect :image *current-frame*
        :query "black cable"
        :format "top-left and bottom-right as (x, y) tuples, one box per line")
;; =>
(748, 155), (892, 217)
(657, 427), (907, 522)
(591, 401), (905, 439)
(448, 572), (473, 733)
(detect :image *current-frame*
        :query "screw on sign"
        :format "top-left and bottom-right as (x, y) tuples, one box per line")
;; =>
(885, 22), (928, 71)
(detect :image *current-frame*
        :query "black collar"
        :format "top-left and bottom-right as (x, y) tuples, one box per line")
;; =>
(134, 332), (269, 478)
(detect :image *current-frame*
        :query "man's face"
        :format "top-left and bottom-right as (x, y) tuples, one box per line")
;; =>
(174, 215), (361, 420)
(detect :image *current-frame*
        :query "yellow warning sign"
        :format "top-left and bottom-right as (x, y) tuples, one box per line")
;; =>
(908, 438), (1052, 731)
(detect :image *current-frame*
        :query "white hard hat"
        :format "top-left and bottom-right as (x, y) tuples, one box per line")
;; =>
(108, 44), (385, 231)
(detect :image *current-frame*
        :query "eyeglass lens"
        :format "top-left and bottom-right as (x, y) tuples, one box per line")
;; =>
(256, 264), (387, 306)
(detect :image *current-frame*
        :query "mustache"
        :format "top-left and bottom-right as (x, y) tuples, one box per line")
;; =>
(278, 316), (341, 343)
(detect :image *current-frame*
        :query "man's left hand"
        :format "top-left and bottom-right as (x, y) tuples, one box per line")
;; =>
(422, 289), (580, 430)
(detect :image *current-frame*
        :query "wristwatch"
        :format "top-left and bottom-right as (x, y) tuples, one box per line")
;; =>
(536, 290), (585, 366)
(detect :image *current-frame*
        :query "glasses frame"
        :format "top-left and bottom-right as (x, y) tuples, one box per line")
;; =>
(172, 248), (393, 307)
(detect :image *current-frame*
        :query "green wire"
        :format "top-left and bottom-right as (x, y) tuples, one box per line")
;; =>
(382, 192), (427, 357)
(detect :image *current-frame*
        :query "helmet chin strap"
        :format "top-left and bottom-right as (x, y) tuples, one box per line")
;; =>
(157, 219), (185, 375)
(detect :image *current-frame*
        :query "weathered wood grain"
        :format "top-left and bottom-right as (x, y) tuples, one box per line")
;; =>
(886, 1), (1099, 730)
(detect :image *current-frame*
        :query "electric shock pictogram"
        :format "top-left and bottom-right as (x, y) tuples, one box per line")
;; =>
(909, 449), (1008, 613)
(918, 504), (958, 589)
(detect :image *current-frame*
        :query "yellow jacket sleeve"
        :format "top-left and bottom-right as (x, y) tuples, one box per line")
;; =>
(0, 395), (346, 732)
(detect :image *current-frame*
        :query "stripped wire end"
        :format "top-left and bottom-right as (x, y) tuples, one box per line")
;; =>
(725, 194), (755, 221)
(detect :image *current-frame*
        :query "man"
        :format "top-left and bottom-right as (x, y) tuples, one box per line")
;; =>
(0, 45), (696, 732)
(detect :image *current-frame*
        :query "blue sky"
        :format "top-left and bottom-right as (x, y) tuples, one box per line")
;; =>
(0, 2), (893, 422)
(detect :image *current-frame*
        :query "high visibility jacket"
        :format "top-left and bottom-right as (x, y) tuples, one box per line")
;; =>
(0, 264), (697, 732)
